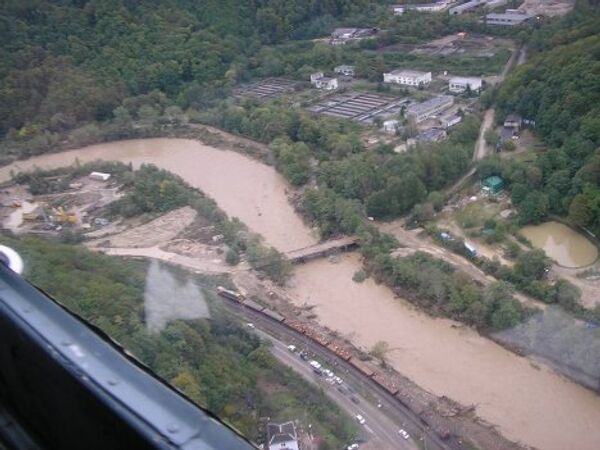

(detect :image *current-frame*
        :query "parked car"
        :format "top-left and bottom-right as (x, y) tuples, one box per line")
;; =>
(287, 345), (296, 352)
(351, 396), (360, 404)
(347, 444), (359, 450)
(398, 429), (410, 440)
(246, 323), (255, 329)
(355, 414), (366, 425)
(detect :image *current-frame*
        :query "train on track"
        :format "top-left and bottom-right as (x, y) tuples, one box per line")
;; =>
(216, 286), (452, 441)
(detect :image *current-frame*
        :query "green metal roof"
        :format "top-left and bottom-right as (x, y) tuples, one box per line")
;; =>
(482, 176), (504, 188)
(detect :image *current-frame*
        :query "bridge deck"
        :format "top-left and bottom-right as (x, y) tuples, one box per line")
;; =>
(285, 237), (358, 263)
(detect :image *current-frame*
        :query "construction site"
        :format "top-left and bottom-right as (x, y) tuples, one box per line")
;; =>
(0, 173), (121, 236)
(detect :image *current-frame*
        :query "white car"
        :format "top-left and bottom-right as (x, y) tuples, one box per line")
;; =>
(287, 345), (296, 352)
(347, 444), (359, 450)
(323, 369), (334, 378)
(334, 376), (343, 385)
(246, 323), (255, 329)
(355, 414), (366, 425)
(309, 360), (321, 370)
(398, 429), (410, 440)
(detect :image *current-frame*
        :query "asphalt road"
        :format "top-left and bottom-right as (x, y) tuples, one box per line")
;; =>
(265, 335), (417, 450)
(223, 300), (451, 450)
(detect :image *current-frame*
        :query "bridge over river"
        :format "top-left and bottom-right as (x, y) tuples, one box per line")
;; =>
(284, 236), (358, 264)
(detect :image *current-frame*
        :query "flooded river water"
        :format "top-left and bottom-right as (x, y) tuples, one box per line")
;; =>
(0, 139), (316, 253)
(1, 138), (600, 449)
(521, 221), (598, 268)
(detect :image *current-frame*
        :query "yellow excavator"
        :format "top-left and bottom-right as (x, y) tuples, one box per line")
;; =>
(53, 206), (77, 225)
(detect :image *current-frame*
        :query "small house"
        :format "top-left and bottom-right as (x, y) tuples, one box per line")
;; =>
(382, 119), (400, 134)
(267, 421), (299, 450)
(481, 175), (504, 195)
(504, 114), (522, 130)
(310, 72), (324, 84)
(314, 77), (338, 90)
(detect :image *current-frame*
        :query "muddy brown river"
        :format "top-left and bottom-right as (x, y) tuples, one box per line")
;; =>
(1, 138), (600, 450)
(521, 221), (598, 268)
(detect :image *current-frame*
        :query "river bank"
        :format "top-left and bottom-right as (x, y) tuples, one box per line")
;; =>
(1, 137), (600, 450)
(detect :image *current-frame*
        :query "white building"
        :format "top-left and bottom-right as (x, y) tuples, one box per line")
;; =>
(449, 76), (483, 93)
(314, 77), (338, 90)
(267, 422), (299, 450)
(334, 65), (355, 76)
(392, 1), (451, 14)
(383, 70), (432, 87)
(382, 119), (400, 134)
(407, 95), (454, 123)
(89, 172), (111, 181)
(310, 72), (324, 84)
(449, 0), (484, 15)
(483, 10), (533, 26)
(442, 113), (462, 128)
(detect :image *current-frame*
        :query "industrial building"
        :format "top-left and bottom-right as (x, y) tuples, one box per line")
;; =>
(449, 76), (483, 93)
(407, 95), (454, 123)
(383, 70), (432, 87)
(449, 0), (484, 15)
(306, 91), (409, 124)
(310, 72), (338, 90)
(391, 1), (451, 14)
(442, 113), (462, 128)
(334, 65), (355, 76)
(483, 10), (534, 25)
(415, 128), (447, 143)
(330, 27), (377, 44)
(314, 77), (338, 90)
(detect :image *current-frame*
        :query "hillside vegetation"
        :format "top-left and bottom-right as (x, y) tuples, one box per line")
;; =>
(488, 2), (600, 236)
(0, 0), (383, 138)
(0, 235), (356, 449)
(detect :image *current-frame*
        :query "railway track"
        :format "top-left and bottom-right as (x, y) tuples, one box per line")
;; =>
(217, 288), (459, 450)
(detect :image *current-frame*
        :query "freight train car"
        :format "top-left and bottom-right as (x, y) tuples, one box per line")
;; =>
(348, 357), (375, 378)
(242, 299), (265, 312)
(261, 308), (285, 323)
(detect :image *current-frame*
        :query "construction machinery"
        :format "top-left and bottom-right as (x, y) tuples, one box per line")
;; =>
(52, 207), (77, 225)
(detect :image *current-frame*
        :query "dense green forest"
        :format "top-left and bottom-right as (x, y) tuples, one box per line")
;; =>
(0, 235), (356, 449)
(0, 0), (513, 150)
(0, 0), (386, 136)
(485, 2), (600, 237)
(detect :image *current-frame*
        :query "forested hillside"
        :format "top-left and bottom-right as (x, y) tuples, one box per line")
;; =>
(0, 235), (356, 449)
(488, 2), (600, 236)
(0, 0), (383, 137)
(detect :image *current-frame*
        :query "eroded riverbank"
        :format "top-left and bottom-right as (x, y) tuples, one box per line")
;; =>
(1, 138), (600, 450)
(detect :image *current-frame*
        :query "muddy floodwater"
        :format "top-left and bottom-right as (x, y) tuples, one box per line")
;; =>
(2, 138), (600, 449)
(521, 221), (598, 267)
(0, 139), (316, 253)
